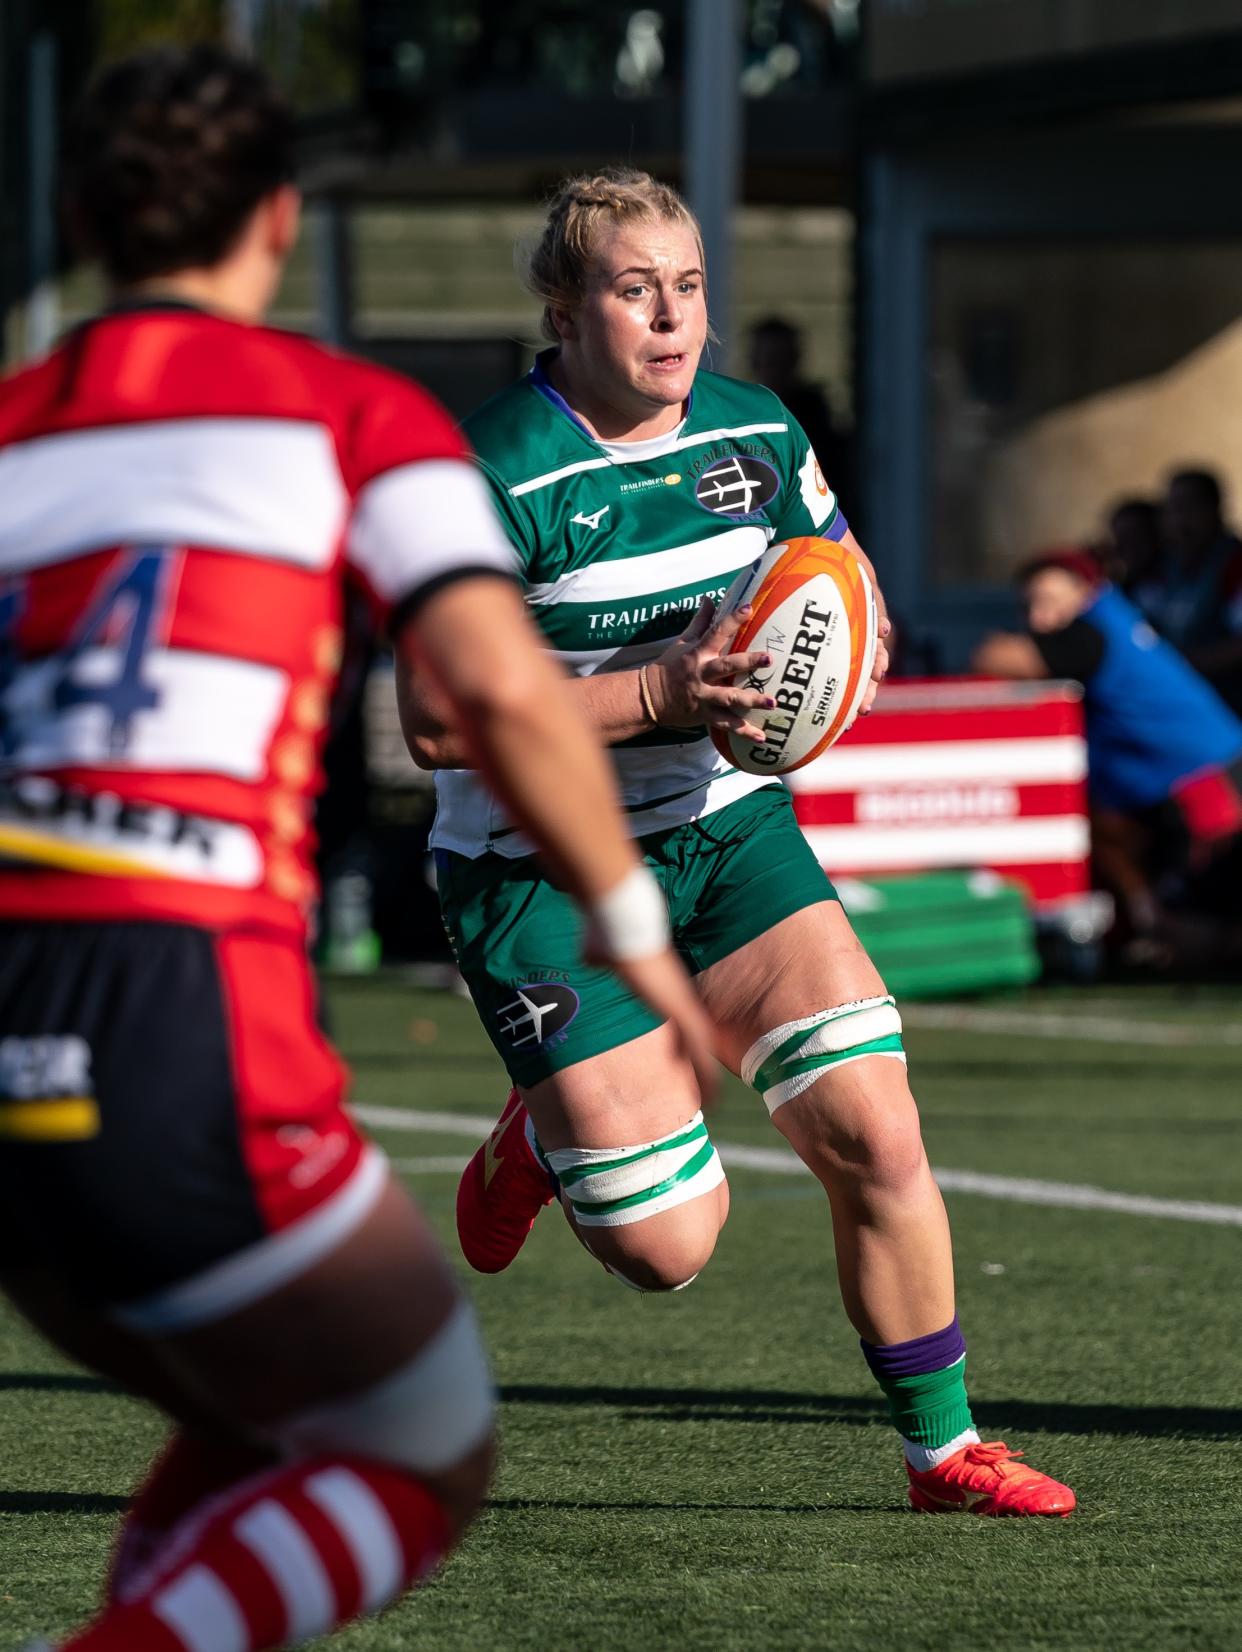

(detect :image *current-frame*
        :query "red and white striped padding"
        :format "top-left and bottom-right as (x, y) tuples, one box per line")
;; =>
(147, 1460), (443, 1651)
(787, 680), (1091, 907)
(69, 1457), (449, 1651)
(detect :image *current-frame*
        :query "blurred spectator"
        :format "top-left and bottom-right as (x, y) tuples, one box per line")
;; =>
(974, 551), (1242, 965)
(749, 315), (852, 507)
(1139, 469), (1242, 714)
(1105, 497), (1163, 597)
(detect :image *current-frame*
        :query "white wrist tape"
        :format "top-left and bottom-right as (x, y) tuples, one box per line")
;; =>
(584, 864), (670, 961)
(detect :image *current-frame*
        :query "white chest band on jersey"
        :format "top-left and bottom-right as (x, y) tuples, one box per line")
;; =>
(541, 1110), (725, 1229)
(741, 996), (906, 1115)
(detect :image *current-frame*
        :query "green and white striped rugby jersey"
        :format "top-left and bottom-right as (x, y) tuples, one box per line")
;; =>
(431, 356), (847, 858)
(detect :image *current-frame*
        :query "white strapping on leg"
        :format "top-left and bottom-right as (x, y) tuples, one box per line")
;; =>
(543, 1111), (725, 1229)
(741, 996), (906, 1115)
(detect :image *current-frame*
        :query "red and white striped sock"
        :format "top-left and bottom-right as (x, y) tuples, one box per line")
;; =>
(108, 1433), (278, 1603)
(61, 1454), (452, 1650)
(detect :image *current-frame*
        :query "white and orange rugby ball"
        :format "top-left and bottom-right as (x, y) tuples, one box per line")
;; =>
(710, 536), (878, 776)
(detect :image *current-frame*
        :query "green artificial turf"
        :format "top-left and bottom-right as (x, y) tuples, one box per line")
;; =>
(3, 978), (1240, 1651)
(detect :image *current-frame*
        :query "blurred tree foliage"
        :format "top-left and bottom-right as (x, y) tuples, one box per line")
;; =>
(94, 0), (358, 112)
(85, 1), (846, 124)
(97, 0), (226, 55)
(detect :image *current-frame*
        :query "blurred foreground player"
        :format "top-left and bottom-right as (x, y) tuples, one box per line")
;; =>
(405, 170), (1075, 1519)
(0, 49), (715, 1652)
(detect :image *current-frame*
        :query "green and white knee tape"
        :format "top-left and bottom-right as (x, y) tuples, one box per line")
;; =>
(543, 1111), (725, 1229)
(742, 996), (906, 1115)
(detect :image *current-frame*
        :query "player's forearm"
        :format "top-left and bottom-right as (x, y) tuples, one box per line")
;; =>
(573, 668), (654, 742)
(457, 677), (640, 899)
(400, 580), (641, 901)
(401, 665), (651, 769)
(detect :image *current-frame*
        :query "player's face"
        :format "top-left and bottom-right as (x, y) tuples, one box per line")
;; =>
(1025, 569), (1086, 633)
(568, 218), (707, 417)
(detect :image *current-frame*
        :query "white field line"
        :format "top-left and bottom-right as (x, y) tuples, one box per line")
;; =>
(353, 1105), (1242, 1228)
(390, 1156), (479, 1174)
(901, 1004), (1242, 1047)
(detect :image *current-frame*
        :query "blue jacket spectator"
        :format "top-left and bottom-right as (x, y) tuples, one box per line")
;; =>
(974, 550), (1242, 957)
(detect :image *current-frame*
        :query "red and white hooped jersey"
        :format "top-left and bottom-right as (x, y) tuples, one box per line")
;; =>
(0, 304), (515, 936)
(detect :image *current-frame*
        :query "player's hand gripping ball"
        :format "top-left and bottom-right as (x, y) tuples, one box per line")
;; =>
(710, 536), (878, 776)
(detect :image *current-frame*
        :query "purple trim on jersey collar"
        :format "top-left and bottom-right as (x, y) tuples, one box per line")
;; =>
(529, 352), (596, 440)
(528, 349), (694, 440)
(860, 1315), (966, 1379)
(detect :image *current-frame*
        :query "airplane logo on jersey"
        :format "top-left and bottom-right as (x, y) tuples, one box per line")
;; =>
(571, 506), (611, 530)
(693, 454), (781, 520)
(496, 982), (581, 1049)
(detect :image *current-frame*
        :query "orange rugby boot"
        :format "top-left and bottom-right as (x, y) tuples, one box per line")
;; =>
(907, 1441), (1076, 1517)
(456, 1090), (556, 1273)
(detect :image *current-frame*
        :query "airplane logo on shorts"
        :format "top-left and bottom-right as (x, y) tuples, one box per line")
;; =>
(571, 506), (610, 530)
(496, 982), (581, 1049)
(498, 987), (560, 1046)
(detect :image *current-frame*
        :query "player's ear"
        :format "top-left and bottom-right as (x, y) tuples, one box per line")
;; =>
(549, 304), (578, 343)
(266, 184), (301, 261)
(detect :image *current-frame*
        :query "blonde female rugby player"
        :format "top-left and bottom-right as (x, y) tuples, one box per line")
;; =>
(0, 65), (716, 1652)
(404, 170), (1074, 1518)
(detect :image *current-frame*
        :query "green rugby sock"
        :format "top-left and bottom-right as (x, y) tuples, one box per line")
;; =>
(860, 1318), (976, 1448)
(876, 1356), (975, 1447)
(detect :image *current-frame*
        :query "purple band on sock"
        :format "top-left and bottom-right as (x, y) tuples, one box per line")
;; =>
(860, 1315), (966, 1380)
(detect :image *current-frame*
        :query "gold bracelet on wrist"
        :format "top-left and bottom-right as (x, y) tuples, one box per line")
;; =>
(637, 664), (659, 727)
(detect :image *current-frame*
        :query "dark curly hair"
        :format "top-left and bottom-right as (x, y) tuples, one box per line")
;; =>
(63, 44), (296, 284)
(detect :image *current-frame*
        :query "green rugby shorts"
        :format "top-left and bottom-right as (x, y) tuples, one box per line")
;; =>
(435, 784), (837, 1086)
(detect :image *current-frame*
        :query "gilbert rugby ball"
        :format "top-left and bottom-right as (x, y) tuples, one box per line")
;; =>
(710, 536), (878, 776)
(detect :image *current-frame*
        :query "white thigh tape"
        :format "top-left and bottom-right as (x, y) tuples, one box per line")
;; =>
(741, 996), (906, 1115)
(544, 1110), (725, 1229)
(269, 1298), (495, 1474)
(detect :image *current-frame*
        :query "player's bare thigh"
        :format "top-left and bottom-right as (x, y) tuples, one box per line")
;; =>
(520, 1021), (704, 1150)
(156, 1171), (459, 1421)
(695, 899), (919, 1162)
(696, 899), (884, 1066)
(4, 1172), (491, 1528)
(1, 1263), (229, 1433)
(519, 1022), (729, 1283)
